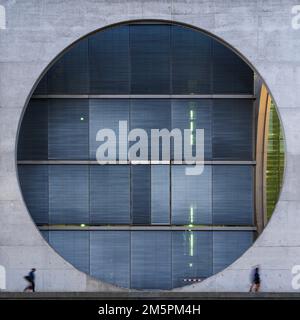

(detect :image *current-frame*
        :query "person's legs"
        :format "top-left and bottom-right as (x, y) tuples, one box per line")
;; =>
(254, 283), (260, 292)
(31, 281), (35, 292)
(24, 276), (30, 292)
(24, 281), (31, 292)
(249, 283), (254, 292)
(24, 284), (31, 292)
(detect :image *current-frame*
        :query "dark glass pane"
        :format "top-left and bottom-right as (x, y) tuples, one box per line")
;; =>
(130, 99), (171, 160)
(151, 165), (170, 224)
(89, 99), (129, 160)
(47, 39), (89, 94)
(212, 165), (254, 225)
(171, 99), (212, 160)
(212, 40), (253, 94)
(171, 25), (211, 94)
(40, 230), (49, 242)
(89, 26), (130, 94)
(130, 25), (171, 94)
(212, 99), (253, 160)
(213, 231), (253, 274)
(90, 165), (130, 224)
(172, 231), (213, 288)
(49, 231), (89, 274)
(131, 165), (151, 225)
(171, 165), (212, 225)
(49, 165), (89, 224)
(34, 75), (47, 95)
(17, 100), (48, 160)
(131, 231), (172, 289)
(90, 231), (130, 288)
(48, 99), (89, 160)
(18, 165), (49, 224)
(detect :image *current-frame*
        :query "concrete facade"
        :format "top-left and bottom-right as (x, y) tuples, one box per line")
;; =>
(0, 0), (300, 292)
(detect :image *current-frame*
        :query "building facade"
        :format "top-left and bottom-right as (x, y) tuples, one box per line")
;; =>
(0, 0), (298, 292)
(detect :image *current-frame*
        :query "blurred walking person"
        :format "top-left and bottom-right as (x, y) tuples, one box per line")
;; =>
(23, 268), (36, 292)
(249, 267), (261, 292)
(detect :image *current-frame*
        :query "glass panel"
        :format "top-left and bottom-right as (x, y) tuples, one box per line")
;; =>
(151, 165), (170, 224)
(49, 165), (89, 224)
(48, 99), (89, 160)
(130, 25), (171, 94)
(90, 165), (130, 224)
(266, 101), (285, 219)
(17, 100), (48, 160)
(40, 230), (49, 242)
(213, 231), (253, 274)
(171, 99), (212, 160)
(130, 99), (171, 160)
(212, 41), (253, 94)
(171, 25), (211, 94)
(172, 231), (213, 288)
(33, 75), (47, 94)
(89, 26), (130, 94)
(131, 231), (172, 289)
(171, 165), (212, 225)
(131, 165), (151, 225)
(90, 231), (130, 288)
(212, 165), (254, 225)
(212, 99), (253, 160)
(89, 99), (129, 160)
(47, 40), (89, 94)
(40, 230), (253, 289)
(49, 231), (89, 274)
(18, 165), (49, 224)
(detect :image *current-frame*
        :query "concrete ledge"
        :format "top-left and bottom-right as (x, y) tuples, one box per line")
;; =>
(0, 292), (300, 300)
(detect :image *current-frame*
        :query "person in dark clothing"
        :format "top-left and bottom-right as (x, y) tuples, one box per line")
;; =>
(249, 267), (261, 292)
(24, 268), (36, 292)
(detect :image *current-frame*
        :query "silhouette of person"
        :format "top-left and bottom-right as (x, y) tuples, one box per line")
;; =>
(249, 267), (261, 292)
(24, 268), (36, 292)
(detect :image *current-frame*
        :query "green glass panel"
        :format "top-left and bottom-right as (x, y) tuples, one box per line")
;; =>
(266, 101), (285, 220)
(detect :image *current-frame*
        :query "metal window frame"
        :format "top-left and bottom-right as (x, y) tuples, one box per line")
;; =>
(32, 94), (255, 99)
(38, 225), (256, 231)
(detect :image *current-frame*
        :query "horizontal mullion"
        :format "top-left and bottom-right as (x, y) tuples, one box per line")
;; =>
(18, 160), (256, 165)
(32, 94), (256, 100)
(38, 225), (256, 231)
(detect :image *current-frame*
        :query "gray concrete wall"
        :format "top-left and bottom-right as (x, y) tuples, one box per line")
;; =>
(0, 0), (299, 292)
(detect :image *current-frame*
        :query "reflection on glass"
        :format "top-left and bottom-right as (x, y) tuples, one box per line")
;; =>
(189, 232), (194, 257)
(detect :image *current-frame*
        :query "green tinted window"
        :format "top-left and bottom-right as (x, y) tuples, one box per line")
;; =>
(266, 102), (285, 220)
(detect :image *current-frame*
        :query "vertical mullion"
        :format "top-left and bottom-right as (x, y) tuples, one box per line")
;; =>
(129, 230), (132, 289)
(129, 99), (132, 224)
(170, 24), (172, 95)
(150, 165), (152, 225)
(47, 100), (50, 225)
(128, 25), (131, 94)
(88, 99), (91, 225)
(211, 35), (214, 274)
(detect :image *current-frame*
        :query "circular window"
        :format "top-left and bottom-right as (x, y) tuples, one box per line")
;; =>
(17, 22), (282, 290)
